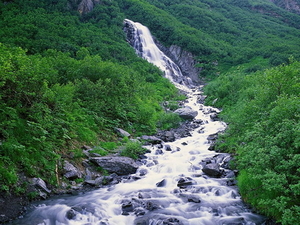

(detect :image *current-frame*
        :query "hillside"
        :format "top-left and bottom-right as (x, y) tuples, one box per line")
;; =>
(0, 0), (299, 224)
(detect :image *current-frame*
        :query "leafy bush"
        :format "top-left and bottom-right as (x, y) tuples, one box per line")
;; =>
(120, 141), (147, 159)
(204, 60), (300, 224)
(157, 112), (182, 130)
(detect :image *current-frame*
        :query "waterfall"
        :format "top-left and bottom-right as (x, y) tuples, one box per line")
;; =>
(124, 19), (193, 88)
(10, 20), (267, 225)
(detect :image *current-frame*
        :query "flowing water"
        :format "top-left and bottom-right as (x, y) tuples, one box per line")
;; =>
(10, 20), (266, 225)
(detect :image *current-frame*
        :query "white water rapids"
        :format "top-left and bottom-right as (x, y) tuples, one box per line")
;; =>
(10, 20), (266, 225)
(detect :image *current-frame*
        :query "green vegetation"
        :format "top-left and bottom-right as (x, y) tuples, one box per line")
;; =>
(121, 0), (300, 74)
(204, 59), (300, 224)
(0, 0), (182, 193)
(0, 0), (300, 223)
(120, 140), (148, 159)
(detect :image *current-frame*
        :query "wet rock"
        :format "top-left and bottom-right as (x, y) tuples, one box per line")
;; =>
(210, 113), (219, 121)
(165, 144), (172, 151)
(138, 168), (148, 176)
(227, 179), (238, 186)
(155, 149), (164, 155)
(202, 163), (223, 178)
(163, 131), (176, 142)
(156, 179), (167, 187)
(177, 177), (196, 189)
(141, 135), (163, 144)
(122, 201), (134, 215)
(66, 209), (77, 220)
(90, 156), (140, 175)
(134, 207), (146, 216)
(145, 201), (160, 211)
(194, 119), (203, 124)
(188, 195), (201, 203)
(197, 95), (206, 104)
(163, 217), (184, 225)
(181, 194), (201, 203)
(63, 161), (82, 180)
(32, 178), (51, 194)
(208, 143), (216, 151)
(174, 107), (198, 120)
(207, 133), (218, 141)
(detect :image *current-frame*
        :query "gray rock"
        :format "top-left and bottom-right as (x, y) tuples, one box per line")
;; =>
(114, 128), (131, 137)
(174, 107), (198, 120)
(32, 178), (51, 193)
(202, 163), (223, 178)
(177, 177), (196, 189)
(90, 156), (140, 175)
(141, 135), (163, 144)
(63, 161), (82, 180)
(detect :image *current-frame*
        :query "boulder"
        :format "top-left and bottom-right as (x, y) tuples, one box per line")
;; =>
(177, 177), (196, 189)
(114, 128), (131, 137)
(90, 156), (140, 175)
(63, 161), (82, 180)
(174, 107), (198, 120)
(141, 135), (163, 144)
(202, 163), (223, 178)
(31, 178), (51, 194)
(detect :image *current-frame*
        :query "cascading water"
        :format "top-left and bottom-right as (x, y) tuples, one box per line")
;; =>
(123, 19), (192, 87)
(10, 20), (267, 225)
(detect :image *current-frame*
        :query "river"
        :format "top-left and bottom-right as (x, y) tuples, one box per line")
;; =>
(9, 19), (266, 225)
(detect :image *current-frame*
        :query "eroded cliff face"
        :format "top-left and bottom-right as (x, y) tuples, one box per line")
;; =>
(163, 45), (202, 85)
(124, 20), (202, 85)
(269, 0), (300, 14)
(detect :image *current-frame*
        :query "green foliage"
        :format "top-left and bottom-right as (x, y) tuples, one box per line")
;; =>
(0, 1), (182, 192)
(120, 140), (147, 159)
(157, 112), (182, 130)
(89, 147), (109, 156)
(205, 60), (300, 224)
(121, 0), (300, 74)
(0, 3), (300, 224)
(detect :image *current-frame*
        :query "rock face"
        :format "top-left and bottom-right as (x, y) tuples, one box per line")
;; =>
(90, 156), (140, 175)
(269, 0), (300, 14)
(123, 20), (202, 86)
(155, 42), (202, 85)
(63, 161), (82, 180)
(68, 0), (101, 14)
(174, 107), (198, 120)
(169, 45), (202, 85)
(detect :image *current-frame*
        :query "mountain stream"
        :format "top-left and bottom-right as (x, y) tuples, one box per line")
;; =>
(9, 19), (267, 225)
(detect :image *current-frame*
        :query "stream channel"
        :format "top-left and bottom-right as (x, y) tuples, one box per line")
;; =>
(9, 19), (267, 225)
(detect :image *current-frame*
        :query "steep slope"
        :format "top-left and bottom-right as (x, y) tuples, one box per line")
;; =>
(270, 0), (300, 14)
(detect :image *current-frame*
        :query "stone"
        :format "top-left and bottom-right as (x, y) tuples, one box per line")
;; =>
(210, 113), (219, 121)
(63, 161), (82, 180)
(165, 144), (172, 151)
(202, 163), (223, 178)
(156, 179), (167, 187)
(32, 178), (51, 193)
(114, 128), (131, 137)
(174, 107), (198, 120)
(177, 177), (196, 189)
(90, 156), (140, 175)
(141, 135), (163, 144)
